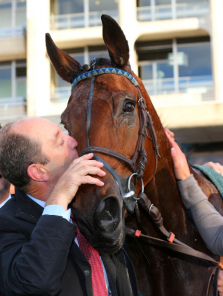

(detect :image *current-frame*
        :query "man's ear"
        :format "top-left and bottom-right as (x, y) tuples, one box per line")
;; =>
(27, 164), (49, 182)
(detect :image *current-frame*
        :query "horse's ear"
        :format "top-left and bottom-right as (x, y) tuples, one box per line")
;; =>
(45, 33), (82, 83)
(101, 14), (129, 68)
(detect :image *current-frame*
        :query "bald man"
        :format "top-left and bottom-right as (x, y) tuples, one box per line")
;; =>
(0, 118), (138, 296)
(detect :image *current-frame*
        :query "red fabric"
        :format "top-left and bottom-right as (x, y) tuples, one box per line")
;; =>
(71, 214), (108, 296)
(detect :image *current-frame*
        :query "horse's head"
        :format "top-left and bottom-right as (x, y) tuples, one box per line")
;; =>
(46, 15), (157, 254)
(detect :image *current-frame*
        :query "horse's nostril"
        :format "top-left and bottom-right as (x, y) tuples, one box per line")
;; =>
(96, 196), (121, 231)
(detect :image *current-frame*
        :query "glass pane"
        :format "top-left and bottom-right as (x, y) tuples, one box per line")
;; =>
(178, 43), (212, 93)
(57, 0), (83, 14)
(89, 0), (118, 12)
(178, 43), (212, 77)
(157, 61), (173, 79)
(139, 64), (153, 80)
(176, 0), (208, 3)
(16, 0), (26, 27)
(0, 67), (11, 98)
(16, 66), (26, 77)
(89, 0), (118, 27)
(176, 0), (209, 19)
(0, 1), (12, 29)
(155, 0), (171, 5)
(16, 66), (26, 97)
(140, 0), (151, 6)
(16, 79), (26, 97)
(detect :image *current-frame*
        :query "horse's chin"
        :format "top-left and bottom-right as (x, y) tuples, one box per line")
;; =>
(72, 207), (125, 254)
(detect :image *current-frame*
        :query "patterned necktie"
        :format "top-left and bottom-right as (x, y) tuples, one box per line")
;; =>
(71, 214), (108, 296)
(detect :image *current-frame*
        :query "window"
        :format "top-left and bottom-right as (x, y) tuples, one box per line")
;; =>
(0, 60), (26, 118)
(136, 37), (212, 95)
(137, 40), (174, 94)
(0, 0), (26, 37)
(56, 0), (84, 14)
(16, 60), (26, 98)
(0, 63), (11, 98)
(137, 0), (210, 21)
(0, 1), (12, 29)
(50, 0), (118, 29)
(16, 0), (26, 27)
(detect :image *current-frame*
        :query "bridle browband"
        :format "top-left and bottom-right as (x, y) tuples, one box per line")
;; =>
(72, 65), (160, 212)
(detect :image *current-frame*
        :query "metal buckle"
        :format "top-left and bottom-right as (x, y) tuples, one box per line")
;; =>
(122, 172), (144, 201)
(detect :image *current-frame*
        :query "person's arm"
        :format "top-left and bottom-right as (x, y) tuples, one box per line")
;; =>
(178, 174), (223, 255)
(166, 132), (223, 255)
(0, 153), (105, 295)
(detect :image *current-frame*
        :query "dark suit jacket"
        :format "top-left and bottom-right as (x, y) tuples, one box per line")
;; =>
(0, 188), (138, 296)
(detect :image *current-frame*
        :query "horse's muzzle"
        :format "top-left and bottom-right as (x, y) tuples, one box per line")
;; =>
(95, 195), (121, 232)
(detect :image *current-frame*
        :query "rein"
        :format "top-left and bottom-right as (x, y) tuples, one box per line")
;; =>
(71, 65), (222, 296)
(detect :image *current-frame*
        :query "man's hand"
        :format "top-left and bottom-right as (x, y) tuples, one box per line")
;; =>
(218, 270), (223, 295)
(46, 153), (106, 210)
(204, 162), (223, 175)
(166, 132), (190, 181)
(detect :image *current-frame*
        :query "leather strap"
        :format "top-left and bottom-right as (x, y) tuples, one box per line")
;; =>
(126, 228), (222, 268)
(80, 146), (136, 172)
(201, 266), (219, 296)
(86, 77), (95, 147)
(214, 267), (221, 296)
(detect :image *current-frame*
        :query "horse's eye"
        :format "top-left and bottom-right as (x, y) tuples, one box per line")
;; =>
(123, 102), (135, 113)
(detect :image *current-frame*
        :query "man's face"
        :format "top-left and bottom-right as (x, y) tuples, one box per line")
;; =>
(13, 118), (78, 180)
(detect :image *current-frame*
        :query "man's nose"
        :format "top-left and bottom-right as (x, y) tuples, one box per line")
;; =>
(68, 135), (78, 147)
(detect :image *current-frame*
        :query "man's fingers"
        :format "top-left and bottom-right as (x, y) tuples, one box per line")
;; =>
(73, 153), (94, 164)
(70, 159), (104, 172)
(79, 175), (104, 186)
(79, 166), (106, 177)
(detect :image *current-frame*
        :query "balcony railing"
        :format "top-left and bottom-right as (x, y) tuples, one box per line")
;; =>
(143, 75), (213, 96)
(0, 26), (25, 38)
(0, 97), (26, 118)
(50, 10), (118, 30)
(137, 2), (209, 22)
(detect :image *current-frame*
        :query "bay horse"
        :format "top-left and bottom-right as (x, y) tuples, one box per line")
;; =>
(46, 15), (222, 296)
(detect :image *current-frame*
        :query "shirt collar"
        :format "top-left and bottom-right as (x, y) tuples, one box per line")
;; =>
(26, 194), (46, 208)
(0, 194), (11, 208)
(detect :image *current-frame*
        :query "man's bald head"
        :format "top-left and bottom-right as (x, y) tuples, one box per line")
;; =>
(0, 118), (49, 189)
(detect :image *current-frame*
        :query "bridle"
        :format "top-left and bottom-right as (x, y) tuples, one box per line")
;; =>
(71, 63), (223, 295)
(72, 64), (161, 213)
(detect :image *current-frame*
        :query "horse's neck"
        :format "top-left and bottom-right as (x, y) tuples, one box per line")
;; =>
(141, 86), (189, 235)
